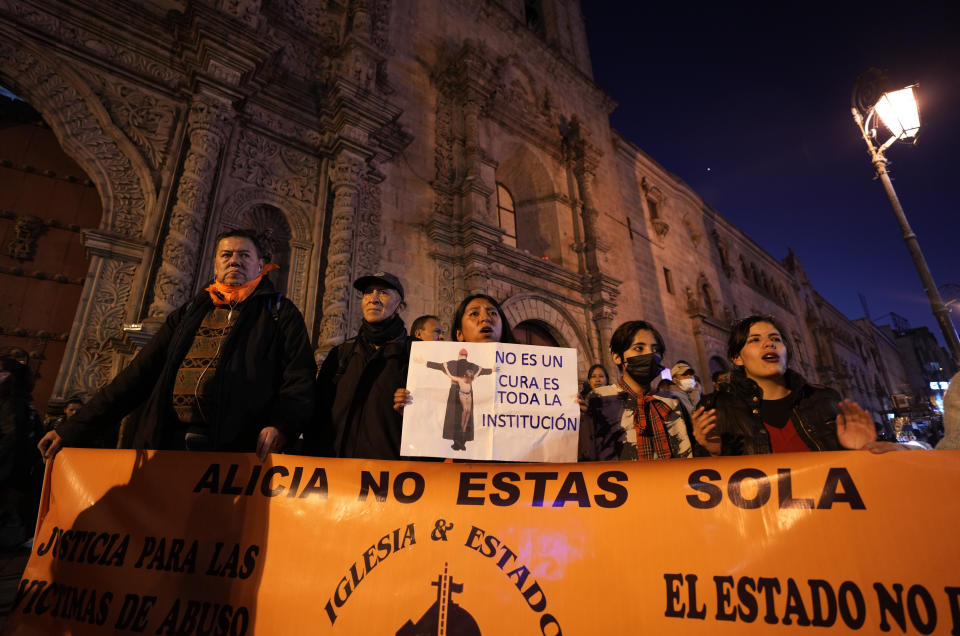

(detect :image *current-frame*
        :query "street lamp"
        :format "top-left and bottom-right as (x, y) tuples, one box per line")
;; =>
(851, 70), (960, 364)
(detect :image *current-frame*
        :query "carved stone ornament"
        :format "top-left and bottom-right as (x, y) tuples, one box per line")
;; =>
(88, 72), (179, 172)
(436, 261), (457, 328)
(683, 217), (701, 246)
(0, 0), (180, 87)
(148, 97), (234, 318)
(651, 218), (670, 239)
(0, 41), (150, 238)
(4, 215), (46, 261)
(217, 0), (262, 27)
(70, 258), (138, 397)
(231, 129), (319, 203)
(317, 153), (366, 349)
(269, 0), (342, 45)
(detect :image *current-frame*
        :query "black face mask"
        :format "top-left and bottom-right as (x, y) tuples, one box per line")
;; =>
(624, 353), (663, 386)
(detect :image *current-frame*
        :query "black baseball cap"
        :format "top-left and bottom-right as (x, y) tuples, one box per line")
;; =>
(353, 271), (404, 299)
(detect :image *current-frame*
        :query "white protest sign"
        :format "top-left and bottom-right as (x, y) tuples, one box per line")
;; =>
(400, 341), (579, 462)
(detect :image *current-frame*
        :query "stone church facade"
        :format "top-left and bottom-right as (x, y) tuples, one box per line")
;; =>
(0, 0), (914, 421)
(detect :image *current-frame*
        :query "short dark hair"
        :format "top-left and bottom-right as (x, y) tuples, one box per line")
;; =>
(214, 228), (266, 260)
(610, 320), (665, 361)
(451, 294), (515, 344)
(727, 314), (792, 364)
(410, 315), (441, 337)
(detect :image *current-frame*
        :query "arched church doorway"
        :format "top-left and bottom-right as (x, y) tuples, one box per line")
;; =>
(0, 86), (102, 414)
(513, 320), (560, 347)
(242, 204), (292, 295)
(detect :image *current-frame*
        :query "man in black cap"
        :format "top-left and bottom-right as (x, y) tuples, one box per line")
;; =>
(308, 272), (413, 459)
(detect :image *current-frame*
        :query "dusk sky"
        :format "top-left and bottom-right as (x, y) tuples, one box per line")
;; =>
(581, 3), (960, 346)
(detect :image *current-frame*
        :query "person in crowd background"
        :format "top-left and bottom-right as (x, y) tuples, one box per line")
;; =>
(670, 360), (702, 413)
(410, 315), (445, 341)
(0, 357), (42, 548)
(311, 272), (413, 459)
(711, 369), (730, 391)
(579, 320), (694, 461)
(44, 395), (83, 433)
(580, 364), (608, 400)
(37, 229), (315, 461)
(691, 315), (875, 455)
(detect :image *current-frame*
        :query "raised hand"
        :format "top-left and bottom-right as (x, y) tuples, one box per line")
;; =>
(835, 399), (876, 450)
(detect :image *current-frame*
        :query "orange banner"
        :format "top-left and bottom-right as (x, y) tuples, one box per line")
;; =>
(5, 449), (960, 635)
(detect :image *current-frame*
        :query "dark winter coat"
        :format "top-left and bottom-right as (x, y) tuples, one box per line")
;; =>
(58, 279), (316, 452)
(0, 396), (30, 485)
(310, 334), (413, 460)
(698, 368), (845, 455)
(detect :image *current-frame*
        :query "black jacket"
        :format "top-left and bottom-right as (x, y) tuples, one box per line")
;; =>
(698, 369), (844, 455)
(58, 279), (316, 452)
(310, 334), (412, 460)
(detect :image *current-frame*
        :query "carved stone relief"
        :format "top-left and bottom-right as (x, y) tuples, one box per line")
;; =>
(436, 260), (458, 330)
(148, 95), (234, 318)
(246, 104), (326, 151)
(0, 41), (150, 238)
(217, 0), (262, 27)
(231, 129), (319, 204)
(88, 72), (179, 172)
(0, 0), (180, 87)
(317, 152), (365, 351)
(70, 257), (138, 397)
(4, 215), (46, 261)
(432, 87), (457, 217)
(354, 176), (383, 275)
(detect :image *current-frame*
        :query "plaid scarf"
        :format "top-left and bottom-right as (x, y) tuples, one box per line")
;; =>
(617, 379), (674, 460)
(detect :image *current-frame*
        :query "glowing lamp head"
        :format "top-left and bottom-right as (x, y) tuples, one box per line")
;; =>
(874, 85), (920, 140)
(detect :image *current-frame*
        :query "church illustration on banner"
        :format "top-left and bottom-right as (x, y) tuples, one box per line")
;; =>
(396, 563), (482, 635)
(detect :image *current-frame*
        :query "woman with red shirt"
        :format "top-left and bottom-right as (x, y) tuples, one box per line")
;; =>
(692, 315), (876, 455)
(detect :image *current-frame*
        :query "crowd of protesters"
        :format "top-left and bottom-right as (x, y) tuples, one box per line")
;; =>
(8, 226), (947, 513)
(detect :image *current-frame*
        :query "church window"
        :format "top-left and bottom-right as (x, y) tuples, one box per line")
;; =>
(524, 0), (546, 37)
(646, 196), (659, 220)
(663, 267), (674, 294)
(497, 183), (517, 247)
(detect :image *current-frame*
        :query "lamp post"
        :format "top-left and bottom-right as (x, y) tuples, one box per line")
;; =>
(851, 70), (960, 364)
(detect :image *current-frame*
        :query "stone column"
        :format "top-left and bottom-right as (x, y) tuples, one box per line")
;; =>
(318, 151), (365, 352)
(148, 95), (233, 319)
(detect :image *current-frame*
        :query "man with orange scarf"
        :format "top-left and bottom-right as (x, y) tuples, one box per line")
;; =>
(38, 229), (315, 460)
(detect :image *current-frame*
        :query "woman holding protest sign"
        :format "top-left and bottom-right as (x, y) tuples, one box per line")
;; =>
(393, 294), (515, 416)
(691, 315), (876, 456)
(579, 320), (695, 461)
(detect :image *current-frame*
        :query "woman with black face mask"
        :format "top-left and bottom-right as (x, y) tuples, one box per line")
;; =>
(578, 320), (695, 461)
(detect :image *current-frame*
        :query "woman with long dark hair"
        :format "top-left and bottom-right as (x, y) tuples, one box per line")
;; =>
(692, 315), (875, 455)
(393, 294), (515, 414)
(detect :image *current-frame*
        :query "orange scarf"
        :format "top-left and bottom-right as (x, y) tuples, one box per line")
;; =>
(205, 263), (279, 306)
